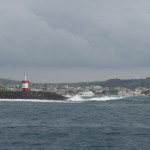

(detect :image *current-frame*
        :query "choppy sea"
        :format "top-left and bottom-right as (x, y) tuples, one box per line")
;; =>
(0, 96), (150, 150)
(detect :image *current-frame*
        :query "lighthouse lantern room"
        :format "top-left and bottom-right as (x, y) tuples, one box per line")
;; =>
(22, 75), (30, 92)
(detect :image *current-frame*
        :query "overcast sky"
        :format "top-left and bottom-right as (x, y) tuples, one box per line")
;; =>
(0, 0), (150, 83)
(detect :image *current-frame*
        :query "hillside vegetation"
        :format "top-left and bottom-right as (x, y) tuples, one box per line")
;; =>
(1, 77), (150, 90)
(57, 77), (150, 89)
(0, 78), (20, 85)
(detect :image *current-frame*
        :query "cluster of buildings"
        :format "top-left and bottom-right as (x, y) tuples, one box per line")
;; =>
(45, 86), (150, 97)
(3, 83), (150, 97)
(1, 76), (150, 97)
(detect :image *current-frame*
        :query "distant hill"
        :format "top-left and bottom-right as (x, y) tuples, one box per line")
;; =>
(1, 77), (150, 89)
(97, 78), (150, 89)
(58, 77), (150, 89)
(0, 78), (20, 85)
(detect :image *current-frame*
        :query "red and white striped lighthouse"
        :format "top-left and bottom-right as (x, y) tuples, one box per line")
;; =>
(21, 75), (30, 92)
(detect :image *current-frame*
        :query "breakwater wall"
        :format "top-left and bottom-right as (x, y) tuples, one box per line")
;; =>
(0, 91), (66, 100)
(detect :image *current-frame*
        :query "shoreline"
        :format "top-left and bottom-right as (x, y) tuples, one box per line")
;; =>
(0, 91), (67, 100)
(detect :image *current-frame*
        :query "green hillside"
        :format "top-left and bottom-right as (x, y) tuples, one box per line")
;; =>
(1, 77), (150, 90)
(0, 78), (20, 85)
(58, 77), (150, 89)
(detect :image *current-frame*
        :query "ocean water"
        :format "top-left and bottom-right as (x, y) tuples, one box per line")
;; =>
(0, 96), (150, 150)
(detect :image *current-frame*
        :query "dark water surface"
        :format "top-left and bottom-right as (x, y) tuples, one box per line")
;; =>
(0, 97), (150, 150)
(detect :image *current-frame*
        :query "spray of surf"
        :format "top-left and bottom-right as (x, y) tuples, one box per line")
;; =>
(68, 95), (85, 101)
(0, 95), (124, 103)
(68, 95), (124, 102)
(0, 99), (65, 103)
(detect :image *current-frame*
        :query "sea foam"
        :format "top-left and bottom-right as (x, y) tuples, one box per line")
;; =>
(68, 95), (124, 102)
(0, 99), (63, 103)
(0, 95), (124, 103)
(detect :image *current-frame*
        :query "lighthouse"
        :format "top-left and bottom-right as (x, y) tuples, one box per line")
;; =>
(21, 75), (30, 92)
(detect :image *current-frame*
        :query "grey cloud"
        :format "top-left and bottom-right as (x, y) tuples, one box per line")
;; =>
(0, 0), (150, 70)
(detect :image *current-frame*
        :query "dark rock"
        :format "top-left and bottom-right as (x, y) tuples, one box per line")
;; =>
(0, 91), (67, 100)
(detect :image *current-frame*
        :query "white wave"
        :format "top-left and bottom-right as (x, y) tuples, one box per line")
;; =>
(0, 96), (124, 103)
(90, 96), (124, 101)
(68, 95), (124, 102)
(68, 95), (85, 101)
(0, 99), (65, 103)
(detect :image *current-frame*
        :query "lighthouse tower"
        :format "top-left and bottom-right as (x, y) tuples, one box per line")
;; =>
(21, 75), (30, 92)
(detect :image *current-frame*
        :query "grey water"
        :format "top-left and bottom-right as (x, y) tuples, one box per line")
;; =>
(0, 97), (150, 150)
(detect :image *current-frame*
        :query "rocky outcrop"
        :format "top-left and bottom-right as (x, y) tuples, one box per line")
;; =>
(0, 91), (66, 100)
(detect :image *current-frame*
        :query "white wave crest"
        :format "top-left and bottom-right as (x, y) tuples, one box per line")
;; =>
(68, 95), (85, 101)
(68, 95), (124, 102)
(0, 95), (124, 103)
(90, 96), (123, 101)
(0, 99), (64, 103)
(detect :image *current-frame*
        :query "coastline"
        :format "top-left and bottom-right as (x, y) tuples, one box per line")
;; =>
(0, 91), (66, 100)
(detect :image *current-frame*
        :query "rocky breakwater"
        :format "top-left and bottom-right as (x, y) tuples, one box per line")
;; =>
(0, 91), (66, 100)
